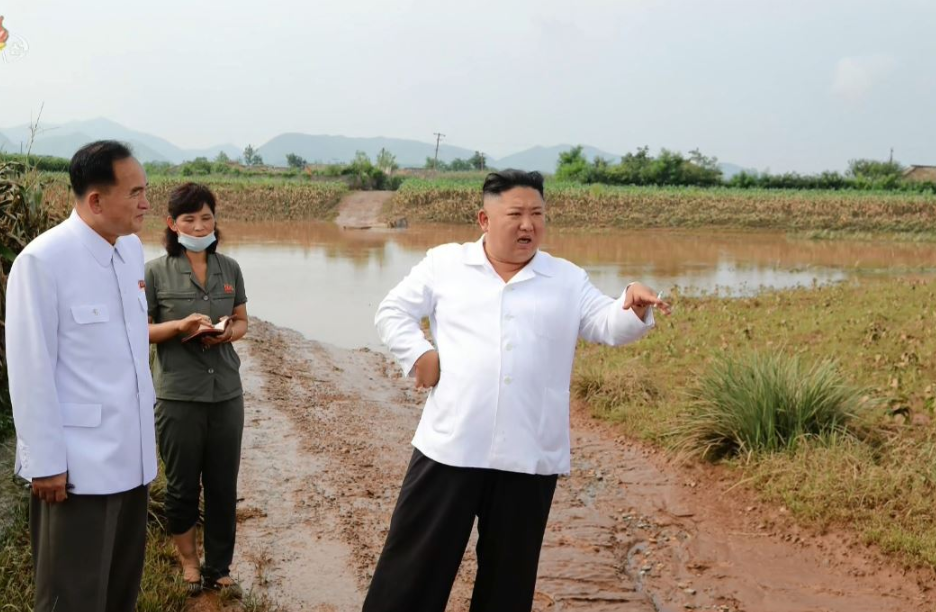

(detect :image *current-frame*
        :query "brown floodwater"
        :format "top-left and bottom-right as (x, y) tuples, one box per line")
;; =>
(139, 222), (936, 348)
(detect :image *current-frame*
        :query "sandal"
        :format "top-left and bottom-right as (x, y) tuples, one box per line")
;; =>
(181, 564), (203, 596)
(205, 575), (243, 599)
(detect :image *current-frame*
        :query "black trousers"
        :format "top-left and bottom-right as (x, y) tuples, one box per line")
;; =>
(156, 395), (244, 580)
(363, 449), (558, 612)
(30, 485), (149, 612)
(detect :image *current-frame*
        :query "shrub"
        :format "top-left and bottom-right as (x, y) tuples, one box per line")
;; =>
(676, 351), (871, 460)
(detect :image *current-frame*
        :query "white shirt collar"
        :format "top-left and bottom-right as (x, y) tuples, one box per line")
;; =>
(465, 235), (555, 278)
(66, 209), (129, 266)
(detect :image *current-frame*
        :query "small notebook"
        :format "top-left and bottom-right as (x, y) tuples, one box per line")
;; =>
(181, 318), (229, 343)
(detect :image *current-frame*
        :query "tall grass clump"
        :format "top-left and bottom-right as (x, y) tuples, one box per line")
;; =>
(677, 351), (870, 460)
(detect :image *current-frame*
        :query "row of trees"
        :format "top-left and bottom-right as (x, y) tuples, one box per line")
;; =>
(306, 149), (402, 190)
(423, 151), (487, 172)
(556, 146), (722, 187)
(0, 153), (70, 172)
(555, 146), (932, 191)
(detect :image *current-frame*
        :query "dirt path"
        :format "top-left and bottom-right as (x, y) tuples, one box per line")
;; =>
(334, 191), (395, 229)
(229, 318), (936, 612)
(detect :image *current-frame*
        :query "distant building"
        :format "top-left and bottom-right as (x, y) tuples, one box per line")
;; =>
(902, 165), (936, 182)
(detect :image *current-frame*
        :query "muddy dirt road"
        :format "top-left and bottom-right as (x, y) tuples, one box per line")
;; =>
(229, 319), (936, 612)
(334, 191), (394, 229)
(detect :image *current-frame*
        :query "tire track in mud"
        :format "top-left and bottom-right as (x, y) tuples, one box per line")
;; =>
(231, 318), (936, 612)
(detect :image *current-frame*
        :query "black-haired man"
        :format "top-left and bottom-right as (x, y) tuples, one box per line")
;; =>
(7, 140), (157, 611)
(365, 169), (670, 611)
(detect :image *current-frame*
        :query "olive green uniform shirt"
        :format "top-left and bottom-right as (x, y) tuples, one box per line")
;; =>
(144, 253), (247, 402)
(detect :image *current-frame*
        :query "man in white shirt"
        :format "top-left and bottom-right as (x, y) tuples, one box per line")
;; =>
(7, 141), (157, 612)
(364, 169), (669, 611)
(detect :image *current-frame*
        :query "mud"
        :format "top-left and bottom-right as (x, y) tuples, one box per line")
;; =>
(334, 191), (395, 229)
(225, 318), (936, 611)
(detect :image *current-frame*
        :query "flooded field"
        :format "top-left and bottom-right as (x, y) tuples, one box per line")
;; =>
(141, 222), (936, 348)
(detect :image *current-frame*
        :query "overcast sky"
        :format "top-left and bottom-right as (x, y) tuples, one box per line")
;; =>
(1, 0), (934, 172)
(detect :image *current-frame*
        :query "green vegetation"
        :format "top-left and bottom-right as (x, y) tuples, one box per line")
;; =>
(675, 352), (869, 460)
(556, 145), (722, 186)
(423, 150), (488, 172)
(0, 152), (70, 173)
(243, 144), (264, 167)
(385, 178), (936, 235)
(285, 153), (307, 169)
(144, 158), (303, 180)
(572, 277), (936, 567)
(555, 145), (935, 192)
(0, 466), (273, 611)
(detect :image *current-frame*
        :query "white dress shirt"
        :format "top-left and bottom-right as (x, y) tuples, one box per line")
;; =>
(376, 236), (654, 476)
(7, 211), (157, 494)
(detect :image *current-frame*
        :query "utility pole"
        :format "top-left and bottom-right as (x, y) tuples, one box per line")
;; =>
(433, 132), (445, 171)
(889, 147), (894, 164)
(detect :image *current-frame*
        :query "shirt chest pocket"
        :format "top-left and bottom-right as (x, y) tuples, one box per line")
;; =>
(71, 305), (110, 325)
(157, 290), (199, 317)
(209, 292), (236, 319)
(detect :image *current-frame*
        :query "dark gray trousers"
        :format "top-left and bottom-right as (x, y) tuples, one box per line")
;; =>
(156, 395), (244, 581)
(30, 484), (149, 612)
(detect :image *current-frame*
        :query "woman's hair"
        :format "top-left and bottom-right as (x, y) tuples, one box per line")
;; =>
(163, 182), (222, 256)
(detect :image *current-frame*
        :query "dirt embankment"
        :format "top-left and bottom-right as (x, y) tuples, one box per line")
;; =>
(228, 318), (936, 612)
(334, 191), (395, 229)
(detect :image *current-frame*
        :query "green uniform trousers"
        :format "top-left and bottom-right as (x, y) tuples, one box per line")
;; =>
(30, 484), (149, 612)
(156, 395), (244, 581)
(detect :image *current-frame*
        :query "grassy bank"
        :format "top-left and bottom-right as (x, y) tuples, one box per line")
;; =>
(573, 277), (936, 566)
(384, 179), (936, 236)
(41, 175), (349, 223)
(0, 455), (277, 611)
(0, 464), (190, 611)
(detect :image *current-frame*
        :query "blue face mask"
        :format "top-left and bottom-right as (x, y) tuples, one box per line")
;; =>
(177, 231), (217, 253)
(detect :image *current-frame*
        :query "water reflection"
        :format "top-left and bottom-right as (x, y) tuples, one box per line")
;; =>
(140, 222), (936, 348)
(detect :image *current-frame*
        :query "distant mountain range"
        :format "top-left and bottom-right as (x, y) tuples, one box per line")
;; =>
(0, 117), (748, 176)
(0, 118), (240, 165)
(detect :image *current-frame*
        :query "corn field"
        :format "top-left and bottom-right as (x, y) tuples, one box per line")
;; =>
(42, 175), (349, 223)
(385, 179), (936, 234)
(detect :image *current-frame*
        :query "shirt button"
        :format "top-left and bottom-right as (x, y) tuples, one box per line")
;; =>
(203, 295), (210, 301)
(505, 343), (514, 351)
(504, 376), (512, 385)
(505, 314), (515, 321)
(208, 368), (215, 374)
(507, 286), (515, 292)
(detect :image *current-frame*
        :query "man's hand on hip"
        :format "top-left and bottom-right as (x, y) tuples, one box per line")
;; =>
(32, 472), (68, 504)
(413, 350), (441, 390)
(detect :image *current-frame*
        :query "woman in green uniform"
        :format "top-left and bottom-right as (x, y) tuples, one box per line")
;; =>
(145, 182), (248, 595)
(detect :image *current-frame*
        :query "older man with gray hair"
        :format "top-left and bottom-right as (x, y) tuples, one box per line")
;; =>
(7, 140), (157, 612)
